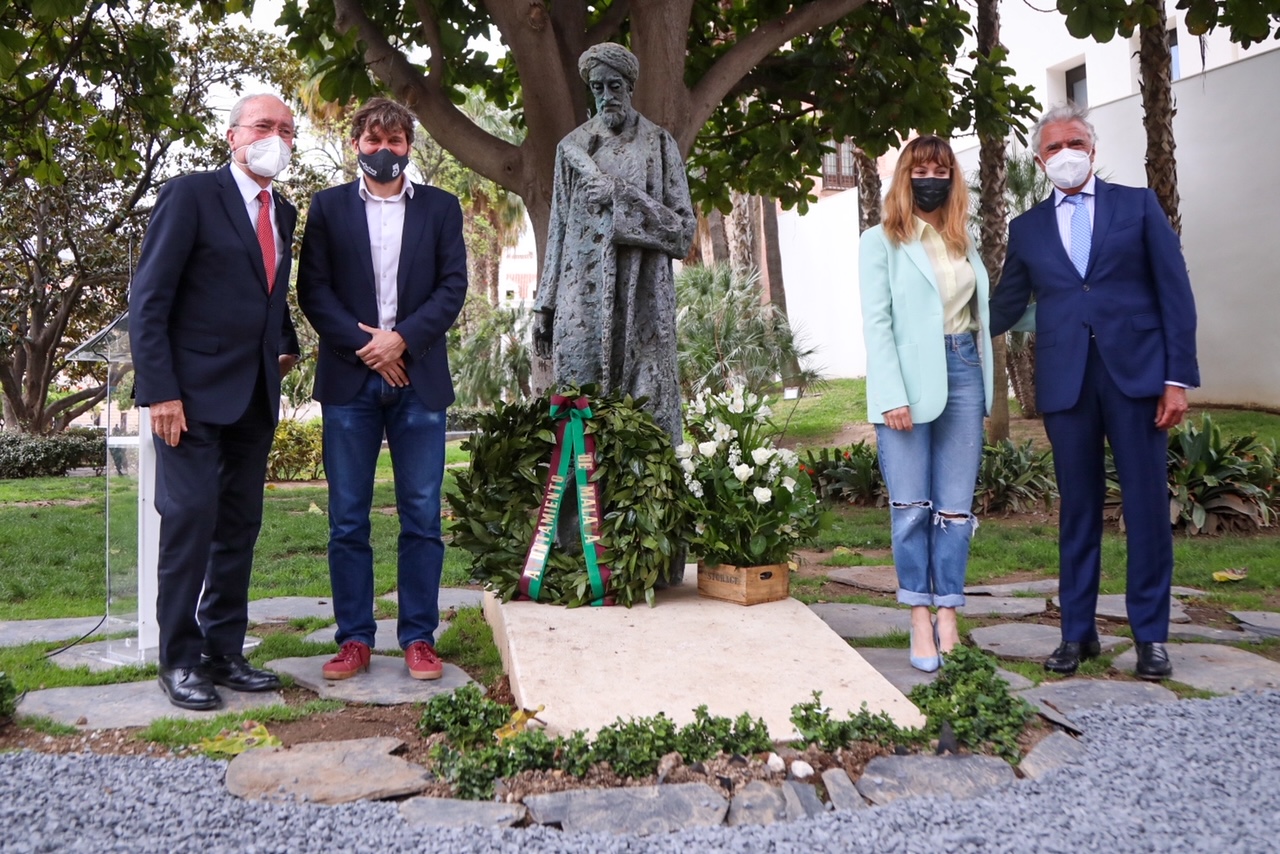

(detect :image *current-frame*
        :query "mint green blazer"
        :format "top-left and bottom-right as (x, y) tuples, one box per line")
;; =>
(859, 224), (994, 425)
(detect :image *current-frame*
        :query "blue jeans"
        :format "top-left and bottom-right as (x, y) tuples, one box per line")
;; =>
(875, 333), (985, 607)
(322, 373), (446, 650)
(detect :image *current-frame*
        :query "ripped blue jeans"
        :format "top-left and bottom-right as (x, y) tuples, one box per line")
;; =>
(875, 333), (984, 607)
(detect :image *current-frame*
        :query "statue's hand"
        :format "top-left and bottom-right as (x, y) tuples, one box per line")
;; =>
(533, 309), (554, 359)
(584, 174), (615, 207)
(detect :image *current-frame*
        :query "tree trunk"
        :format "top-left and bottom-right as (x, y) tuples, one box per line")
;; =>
(976, 0), (1011, 441)
(704, 209), (730, 263)
(760, 197), (802, 384)
(854, 148), (882, 233)
(727, 191), (760, 280)
(1139, 0), (1182, 235)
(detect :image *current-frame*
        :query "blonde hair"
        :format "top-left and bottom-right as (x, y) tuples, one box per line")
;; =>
(882, 135), (971, 257)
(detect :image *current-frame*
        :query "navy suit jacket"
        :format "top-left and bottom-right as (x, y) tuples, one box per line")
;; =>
(989, 178), (1198, 413)
(130, 166), (298, 424)
(296, 180), (468, 409)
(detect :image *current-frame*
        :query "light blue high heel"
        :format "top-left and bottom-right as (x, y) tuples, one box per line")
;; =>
(934, 622), (946, 667)
(910, 624), (940, 673)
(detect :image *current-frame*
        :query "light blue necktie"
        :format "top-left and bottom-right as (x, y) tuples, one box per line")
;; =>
(1066, 193), (1091, 277)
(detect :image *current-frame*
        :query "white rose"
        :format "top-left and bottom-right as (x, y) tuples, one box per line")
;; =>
(675, 443), (693, 459)
(751, 447), (774, 466)
(681, 458), (696, 474)
(698, 440), (720, 458)
(782, 476), (796, 493)
(753, 486), (772, 504)
(734, 463), (753, 482)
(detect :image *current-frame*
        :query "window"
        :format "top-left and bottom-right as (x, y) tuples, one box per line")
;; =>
(1065, 64), (1088, 108)
(1168, 28), (1181, 81)
(822, 139), (858, 190)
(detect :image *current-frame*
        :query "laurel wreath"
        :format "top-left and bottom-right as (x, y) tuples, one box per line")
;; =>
(448, 387), (697, 607)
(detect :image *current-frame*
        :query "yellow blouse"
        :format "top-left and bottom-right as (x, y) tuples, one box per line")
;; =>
(915, 217), (978, 334)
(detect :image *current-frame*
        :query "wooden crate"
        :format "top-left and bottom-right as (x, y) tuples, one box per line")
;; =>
(696, 561), (789, 605)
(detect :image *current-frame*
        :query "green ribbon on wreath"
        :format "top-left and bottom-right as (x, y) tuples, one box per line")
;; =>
(518, 394), (612, 606)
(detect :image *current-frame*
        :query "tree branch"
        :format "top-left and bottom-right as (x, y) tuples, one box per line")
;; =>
(585, 0), (631, 44)
(683, 0), (868, 153)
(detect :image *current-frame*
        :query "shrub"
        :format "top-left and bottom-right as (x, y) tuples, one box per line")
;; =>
(973, 439), (1056, 514)
(0, 671), (16, 724)
(908, 645), (1035, 763)
(803, 442), (886, 506)
(267, 419), (324, 481)
(1161, 414), (1276, 535)
(0, 429), (105, 478)
(446, 406), (490, 432)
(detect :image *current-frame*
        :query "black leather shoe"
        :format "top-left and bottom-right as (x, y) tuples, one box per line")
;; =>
(1044, 640), (1103, 675)
(158, 667), (221, 711)
(199, 654), (283, 692)
(1135, 642), (1173, 681)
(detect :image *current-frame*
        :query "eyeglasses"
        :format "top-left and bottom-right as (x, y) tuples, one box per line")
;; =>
(234, 122), (297, 140)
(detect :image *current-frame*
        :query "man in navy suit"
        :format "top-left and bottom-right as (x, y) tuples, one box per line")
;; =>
(130, 93), (300, 709)
(297, 98), (467, 683)
(990, 103), (1198, 681)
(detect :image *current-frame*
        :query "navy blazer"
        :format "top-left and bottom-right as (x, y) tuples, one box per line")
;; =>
(129, 166), (298, 424)
(989, 178), (1198, 413)
(296, 180), (468, 410)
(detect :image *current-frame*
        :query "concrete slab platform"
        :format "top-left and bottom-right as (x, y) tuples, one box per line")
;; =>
(48, 635), (262, 672)
(18, 680), (284, 729)
(486, 566), (925, 741)
(0, 616), (108, 647)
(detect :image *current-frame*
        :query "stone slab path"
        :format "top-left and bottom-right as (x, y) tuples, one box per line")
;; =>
(1110, 643), (1280, 694)
(380, 588), (485, 612)
(1052, 594), (1190, 624)
(0, 616), (107, 647)
(523, 783), (729, 834)
(1230, 611), (1280, 638)
(826, 566), (898, 593)
(247, 597), (336, 623)
(1168, 623), (1261, 644)
(970, 623), (1128, 661)
(48, 635), (263, 673)
(808, 603), (911, 638)
(226, 737), (433, 804)
(855, 754), (1016, 805)
(965, 579), (1059, 596)
(19, 681), (285, 729)
(959, 597), (1047, 617)
(1016, 680), (1177, 727)
(265, 653), (474, 705)
(1018, 731), (1087, 780)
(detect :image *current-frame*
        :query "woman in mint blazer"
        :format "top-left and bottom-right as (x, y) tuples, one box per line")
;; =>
(859, 136), (992, 673)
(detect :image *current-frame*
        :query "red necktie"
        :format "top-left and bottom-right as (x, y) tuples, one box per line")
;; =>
(256, 189), (276, 292)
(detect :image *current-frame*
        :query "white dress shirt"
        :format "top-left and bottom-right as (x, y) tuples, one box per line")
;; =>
(1051, 175), (1095, 260)
(230, 163), (285, 278)
(358, 175), (415, 330)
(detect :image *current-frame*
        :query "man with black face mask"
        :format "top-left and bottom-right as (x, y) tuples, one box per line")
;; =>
(297, 98), (468, 683)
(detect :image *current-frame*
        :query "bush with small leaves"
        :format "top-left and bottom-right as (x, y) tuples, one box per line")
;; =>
(267, 418), (324, 481)
(418, 684), (512, 750)
(0, 671), (16, 724)
(908, 645), (1034, 763)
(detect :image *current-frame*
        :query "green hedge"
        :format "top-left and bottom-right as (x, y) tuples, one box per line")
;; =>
(267, 419), (324, 481)
(0, 428), (105, 478)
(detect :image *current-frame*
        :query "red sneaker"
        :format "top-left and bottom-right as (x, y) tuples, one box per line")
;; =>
(322, 640), (371, 680)
(405, 641), (443, 681)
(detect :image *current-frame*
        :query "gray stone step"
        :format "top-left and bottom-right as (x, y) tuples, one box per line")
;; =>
(959, 597), (1047, 618)
(1110, 643), (1280, 694)
(1168, 623), (1262, 644)
(380, 587), (486, 612)
(1015, 679), (1177, 729)
(301, 619), (451, 653)
(855, 754), (1016, 805)
(1229, 611), (1280, 638)
(970, 623), (1127, 661)
(826, 566), (898, 594)
(225, 737), (433, 804)
(18, 680), (284, 729)
(247, 597), (335, 623)
(1018, 731), (1087, 780)
(1051, 594), (1189, 624)
(398, 796), (526, 828)
(808, 603), (910, 639)
(726, 780), (787, 826)
(965, 579), (1059, 596)
(264, 653), (474, 705)
(523, 783), (728, 835)
(0, 616), (108, 647)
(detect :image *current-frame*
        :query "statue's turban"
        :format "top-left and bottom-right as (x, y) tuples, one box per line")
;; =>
(578, 43), (639, 86)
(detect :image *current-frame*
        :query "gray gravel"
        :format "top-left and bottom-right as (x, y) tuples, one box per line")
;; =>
(4, 690), (1279, 853)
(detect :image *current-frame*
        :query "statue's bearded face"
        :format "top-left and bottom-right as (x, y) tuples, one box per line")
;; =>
(588, 66), (634, 130)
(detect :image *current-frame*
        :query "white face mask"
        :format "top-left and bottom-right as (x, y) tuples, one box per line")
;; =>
(1042, 148), (1092, 190)
(237, 135), (292, 178)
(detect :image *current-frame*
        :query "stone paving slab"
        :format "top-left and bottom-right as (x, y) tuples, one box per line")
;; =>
(301, 619), (451, 653)
(1018, 731), (1087, 780)
(380, 587), (486, 612)
(808, 603), (910, 639)
(853, 647), (1033, 696)
(1170, 586), (1206, 597)
(780, 781), (826, 820)
(970, 623), (1127, 662)
(524, 783), (728, 835)
(1051, 594), (1189, 624)
(1168, 624), (1262, 644)
(18, 680), (284, 729)
(1229, 611), (1280, 638)
(964, 579), (1058, 597)
(821, 768), (867, 811)
(0, 616), (108, 647)
(855, 755), (1016, 805)
(726, 780), (787, 826)
(958, 597), (1047, 618)
(48, 635), (262, 673)
(265, 653), (474, 705)
(247, 597), (335, 623)
(226, 737), (433, 804)
(398, 796), (526, 828)
(825, 566), (898, 594)
(1111, 643), (1280, 694)
(1015, 679), (1177, 725)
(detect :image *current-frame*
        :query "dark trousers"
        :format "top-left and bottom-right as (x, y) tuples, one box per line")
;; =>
(152, 376), (274, 668)
(1043, 339), (1173, 644)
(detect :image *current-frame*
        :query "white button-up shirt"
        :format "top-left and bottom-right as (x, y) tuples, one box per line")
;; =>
(358, 175), (415, 330)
